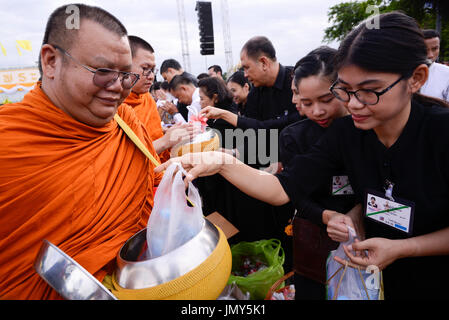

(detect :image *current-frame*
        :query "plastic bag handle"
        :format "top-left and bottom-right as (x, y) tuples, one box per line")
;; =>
(328, 260), (371, 300)
(169, 162), (198, 208)
(264, 271), (294, 300)
(260, 239), (285, 266)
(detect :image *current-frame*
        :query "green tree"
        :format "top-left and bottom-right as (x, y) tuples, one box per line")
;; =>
(323, 0), (449, 61)
(323, 0), (388, 42)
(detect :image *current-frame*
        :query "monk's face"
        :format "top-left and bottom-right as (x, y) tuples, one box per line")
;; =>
(51, 20), (133, 127)
(131, 48), (156, 95)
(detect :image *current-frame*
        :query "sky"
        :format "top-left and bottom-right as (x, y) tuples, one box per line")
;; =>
(0, 0), (345, 77)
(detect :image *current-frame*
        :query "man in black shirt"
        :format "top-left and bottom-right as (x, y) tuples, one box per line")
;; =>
(201, 36), (302, 167)
(159, 58), (198, 122)
(239, 36), (301, 134)
(202, 36), (300, 269)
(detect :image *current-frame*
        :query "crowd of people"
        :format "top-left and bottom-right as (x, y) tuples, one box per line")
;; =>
(0, 3), (448, 301)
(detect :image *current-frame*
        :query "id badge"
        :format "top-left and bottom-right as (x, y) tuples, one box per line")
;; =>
(365, 189), (415, 235)
(331, 175), (354, 195)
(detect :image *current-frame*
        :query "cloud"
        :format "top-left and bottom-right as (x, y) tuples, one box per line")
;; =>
(0, 0), (343, 77)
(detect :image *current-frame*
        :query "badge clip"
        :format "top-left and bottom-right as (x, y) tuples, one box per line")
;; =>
(384, 180), (395, 202)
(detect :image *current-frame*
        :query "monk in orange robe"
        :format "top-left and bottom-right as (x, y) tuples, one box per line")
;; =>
(124, 35), (195, 163)
(0, 4), (161, 299)
(125, 90), (171, 162)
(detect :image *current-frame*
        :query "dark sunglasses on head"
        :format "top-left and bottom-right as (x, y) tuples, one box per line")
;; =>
(52, 45), (140, 90)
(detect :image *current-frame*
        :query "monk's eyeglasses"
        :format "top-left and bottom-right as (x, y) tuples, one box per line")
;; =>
(53, 45), (140, 90)
(142, 67), (159, 77)
(330, 76), (404, 106)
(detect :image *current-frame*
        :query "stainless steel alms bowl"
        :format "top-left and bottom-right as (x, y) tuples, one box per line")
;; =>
(115, 218), (219, 289)
(34, 240), (117, 300)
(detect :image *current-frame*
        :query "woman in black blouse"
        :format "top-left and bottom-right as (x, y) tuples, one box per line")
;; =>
(279, 46), (359, 300)
(157, 12), (449, 299)
(226, 70), (251, 116)
(197, 76), (237, 149)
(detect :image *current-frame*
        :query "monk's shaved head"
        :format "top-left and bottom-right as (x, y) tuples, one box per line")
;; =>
(128, 35), (154, 57)
(38, 3), (128, 75)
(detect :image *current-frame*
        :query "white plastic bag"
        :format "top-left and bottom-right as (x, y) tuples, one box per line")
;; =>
(146, 162), (204, 259)
(326, 226), (380, 300)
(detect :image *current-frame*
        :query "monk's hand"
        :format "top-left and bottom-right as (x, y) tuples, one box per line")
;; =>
(155, 151), (234, 186)
(164, 123), (193, 147)
(324, 210), (356, 243)
(337, 237), (402, 271)
(200, 106), (223, 119)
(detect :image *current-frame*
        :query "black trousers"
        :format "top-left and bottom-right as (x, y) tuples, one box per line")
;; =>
(294, 273), (326, 300)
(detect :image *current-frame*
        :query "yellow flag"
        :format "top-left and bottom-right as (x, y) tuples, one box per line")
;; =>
(16, 40), (32, 56)
(0, 42), (6, 56)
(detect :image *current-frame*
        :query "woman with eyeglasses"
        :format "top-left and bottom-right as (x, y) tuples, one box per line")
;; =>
(279, 46), (360, 300)
(157, 11), (449, 299)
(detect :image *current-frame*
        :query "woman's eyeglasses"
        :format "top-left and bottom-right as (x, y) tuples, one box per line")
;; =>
(330, 76), (404, 105)
(53, 45), (140, 90)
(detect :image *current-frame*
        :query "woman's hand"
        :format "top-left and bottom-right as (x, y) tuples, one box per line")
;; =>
(346, 204), (365, 240)
(324, 210), (356, 242)
(335, 237), (406, 271)
(200, 106), (224, 119)
(155, 151), (236, 186)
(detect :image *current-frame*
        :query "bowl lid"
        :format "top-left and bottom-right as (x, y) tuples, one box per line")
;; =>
(34, 240), (117, 300)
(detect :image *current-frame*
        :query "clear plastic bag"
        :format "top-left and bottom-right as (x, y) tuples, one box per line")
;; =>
(326, 226), (381, 300)
(146, 162), (204, 259)
(217, 283), (250, 300)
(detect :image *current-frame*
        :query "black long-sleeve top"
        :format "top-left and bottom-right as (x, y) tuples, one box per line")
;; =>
(279, 119), (356, 227)
(276, 99), (449, 299)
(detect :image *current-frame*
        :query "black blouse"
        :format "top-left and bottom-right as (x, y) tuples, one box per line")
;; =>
(276, 99), (449, 299)
(279, 119), (356, 227)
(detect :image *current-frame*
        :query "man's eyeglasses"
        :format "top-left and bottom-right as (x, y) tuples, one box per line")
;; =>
(142, 67), (158, 77)
(330, 76), (404, 106)
(53, 45), (140, 90)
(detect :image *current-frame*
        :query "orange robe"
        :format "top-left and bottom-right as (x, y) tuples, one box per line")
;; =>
(124, 91), (171, 163)
(0, 84), (162, 299)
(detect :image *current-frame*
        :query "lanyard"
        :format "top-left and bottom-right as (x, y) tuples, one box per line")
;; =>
(114, 113), (196, 207)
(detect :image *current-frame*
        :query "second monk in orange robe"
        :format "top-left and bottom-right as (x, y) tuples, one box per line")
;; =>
(125, 35), (195, 163)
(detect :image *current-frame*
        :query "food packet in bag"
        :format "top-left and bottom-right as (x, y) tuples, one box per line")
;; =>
(326, 226), (381, 300)
(146, 162), (204, 259)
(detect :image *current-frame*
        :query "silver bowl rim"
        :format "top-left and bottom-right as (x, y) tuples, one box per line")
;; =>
(116, 218), (219, 266)
(34, 239), (117, 300)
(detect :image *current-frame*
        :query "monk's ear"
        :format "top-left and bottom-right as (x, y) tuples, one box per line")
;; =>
(40, 44), (59, 79)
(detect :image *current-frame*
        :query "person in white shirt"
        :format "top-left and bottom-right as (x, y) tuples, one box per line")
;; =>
(169, 74), (202, 124)
(420, 29), (449, 102)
